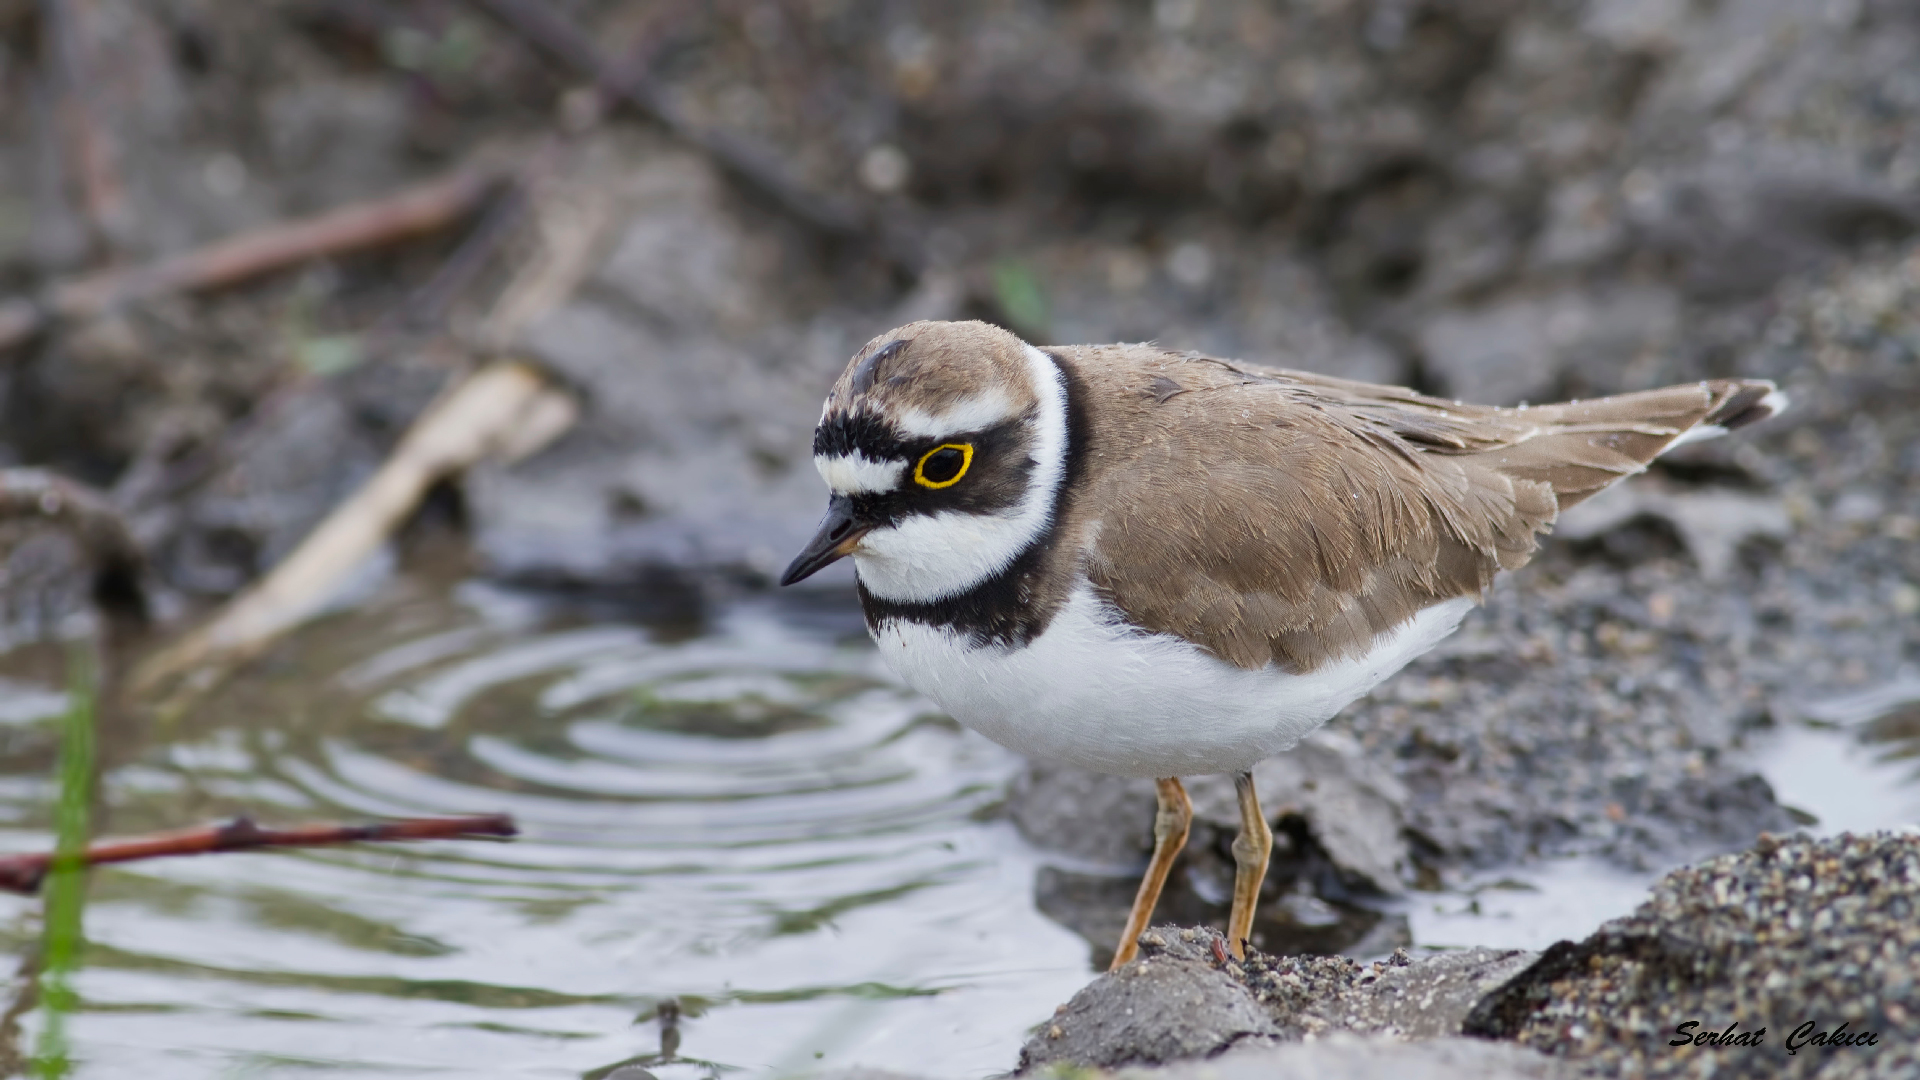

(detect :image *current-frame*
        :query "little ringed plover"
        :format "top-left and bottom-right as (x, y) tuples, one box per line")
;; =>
(780, 319), (1786, 968)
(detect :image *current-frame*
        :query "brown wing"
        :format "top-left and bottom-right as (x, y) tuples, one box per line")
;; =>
(1056, 345), (1777, 673)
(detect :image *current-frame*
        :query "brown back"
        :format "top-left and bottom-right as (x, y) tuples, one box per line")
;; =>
(1054, 344), (1776, 673)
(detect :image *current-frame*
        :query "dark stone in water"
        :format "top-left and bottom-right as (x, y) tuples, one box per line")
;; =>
(1012, 733), (1416, 964)
(1017, 924), (1548, 1073)
(1016, 926), (1281, 1071)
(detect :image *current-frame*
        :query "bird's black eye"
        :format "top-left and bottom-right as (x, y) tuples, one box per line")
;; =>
(913, 443), (972, 488)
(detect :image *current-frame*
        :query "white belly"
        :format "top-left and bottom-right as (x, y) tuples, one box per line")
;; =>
(871, 585), (1476, 777)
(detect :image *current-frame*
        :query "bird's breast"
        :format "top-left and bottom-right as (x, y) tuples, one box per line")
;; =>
(868, 584), (1475, 778)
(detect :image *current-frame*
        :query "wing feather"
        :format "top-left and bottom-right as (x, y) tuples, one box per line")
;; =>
(1055, 346), (1776, 672)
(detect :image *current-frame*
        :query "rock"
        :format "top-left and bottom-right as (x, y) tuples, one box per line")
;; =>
(1527, 176), (1628, 272)
(1283, 947), (1538, 1041)
(834, 1037), (1575, 1080)
(1018, 925), (1551, 1073)
(1009, 764), (1156, 869)
(1189, 731), (1414, 897)
(1013, 733), (1415, 964)
(1016, 731), (1412, 893)
(1792, 673), (1920, 729)
(1047, 246), (1412, 388)
(0, 523), (97, 643)
(1466, 831), (1920, 1078)
(1022, 834), (1920, 1076)
(1630, 165), (1920, 302)
(1419, 286), (1680, 406)
(1032, 865), (1410, 974)
(1552, 478), (1792, 580)
(1016, 927), (1281, 1072)
(1232, 940), (1539, 1043)
(0, 469), (146, 641)
(261, 77), (415, 213)
(1115, 1035), (1574, 1080)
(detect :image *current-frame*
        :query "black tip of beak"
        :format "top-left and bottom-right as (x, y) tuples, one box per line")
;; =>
(777, 558), (822, 587)
(780, 496), (867, 586)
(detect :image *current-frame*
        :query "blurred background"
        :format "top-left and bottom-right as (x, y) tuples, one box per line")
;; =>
(0, 1), (1916, 1076)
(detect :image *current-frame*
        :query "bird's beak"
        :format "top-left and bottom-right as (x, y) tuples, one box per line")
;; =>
(779, 495), (871, 586)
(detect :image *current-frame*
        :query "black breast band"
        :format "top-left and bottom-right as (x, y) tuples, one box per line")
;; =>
(858, 350), (1092, 648)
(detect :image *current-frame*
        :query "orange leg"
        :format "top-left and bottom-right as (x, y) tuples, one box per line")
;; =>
(1109, 777), (1191, 970)
(1225, 770), (1272, 959)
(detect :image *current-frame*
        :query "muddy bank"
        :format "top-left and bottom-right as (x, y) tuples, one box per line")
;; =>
(1001, 831), (1919, 1077)
(7, 1), (1917, 598)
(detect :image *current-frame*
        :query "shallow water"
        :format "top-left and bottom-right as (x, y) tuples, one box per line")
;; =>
(0, 579), (1914, 1077)
(0, 580), (1092, 1077)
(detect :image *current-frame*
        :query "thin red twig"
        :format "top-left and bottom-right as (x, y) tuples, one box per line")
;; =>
(51, 169), (504, 320)
(0, 814), (518, 895)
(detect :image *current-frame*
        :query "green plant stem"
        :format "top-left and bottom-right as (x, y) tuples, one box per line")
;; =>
(34, 649), (96, 1079)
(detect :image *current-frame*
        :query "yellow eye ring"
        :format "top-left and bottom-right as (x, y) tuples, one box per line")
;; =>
(913, 443), (973, 489)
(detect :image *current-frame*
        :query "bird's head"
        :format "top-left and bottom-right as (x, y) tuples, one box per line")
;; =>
(779, 320), (1070, 602)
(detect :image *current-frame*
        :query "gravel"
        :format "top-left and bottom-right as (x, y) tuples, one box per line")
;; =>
(1467, 830), (1920, 1078)
(1020, 924), (1543, 1070)
(1108, 1036), (1575, 1080)
(1015, 832), (1920, 1076)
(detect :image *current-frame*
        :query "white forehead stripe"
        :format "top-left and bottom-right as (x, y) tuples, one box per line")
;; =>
(855, 344), (1069, 603)
(816, 453), (906, 495)
(894, 385), (1019, 439)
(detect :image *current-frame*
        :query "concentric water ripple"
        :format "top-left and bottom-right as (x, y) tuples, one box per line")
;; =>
(0, 579), (1092, 1077)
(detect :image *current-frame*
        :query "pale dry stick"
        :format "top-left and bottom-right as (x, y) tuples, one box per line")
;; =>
(0, 166), (504, 351)
(132, 361), (577, 691)
(466, 27), (672, 350)
(131, 148), (613, 694)
(475, 172), (618, 352)
(0, 814), (518, 894)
